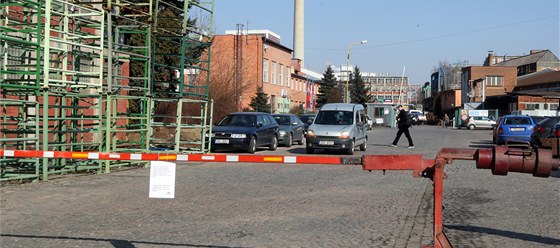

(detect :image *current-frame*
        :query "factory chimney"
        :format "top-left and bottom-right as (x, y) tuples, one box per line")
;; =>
(293, 0), (304, 65)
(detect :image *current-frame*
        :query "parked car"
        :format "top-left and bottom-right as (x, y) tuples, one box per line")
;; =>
(467, 116), (496, 130)
(305, 103), (367, 155)
(408, 110), (427, 125)
(493, 115), (535, 145)
(531, 117), (560, 146)
(553, 123), (560, 138)
(299, 113), (316, 134)
(530, 116), (547, 125)
(492, 116), (503, 140)
(210, 112), (279, 153)
(272, 114), (305, 147)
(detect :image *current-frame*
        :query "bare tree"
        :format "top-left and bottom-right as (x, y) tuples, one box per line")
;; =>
(208, 43), (254, 123)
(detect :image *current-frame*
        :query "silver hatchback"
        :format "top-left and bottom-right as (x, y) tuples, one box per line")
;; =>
(467, 116), (496, 130)
(305, 103), (368, 155)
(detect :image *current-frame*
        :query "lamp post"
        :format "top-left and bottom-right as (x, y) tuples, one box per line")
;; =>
(346, 40), (368, 103)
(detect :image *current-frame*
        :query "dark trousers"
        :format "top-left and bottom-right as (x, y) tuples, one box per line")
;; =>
(392, 127), (414, 146)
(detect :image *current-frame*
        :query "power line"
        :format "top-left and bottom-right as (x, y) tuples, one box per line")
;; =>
(305, 15), (559, 51)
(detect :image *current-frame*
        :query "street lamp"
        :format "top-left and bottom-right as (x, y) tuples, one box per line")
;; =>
(346, 40), (368, 103)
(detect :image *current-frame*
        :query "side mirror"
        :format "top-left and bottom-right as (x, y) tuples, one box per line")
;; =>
(307, 120), (313, 124)
(257, 122), (263, 127)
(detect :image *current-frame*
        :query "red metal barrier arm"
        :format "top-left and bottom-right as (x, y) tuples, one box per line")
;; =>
(0, 149), (346, 165)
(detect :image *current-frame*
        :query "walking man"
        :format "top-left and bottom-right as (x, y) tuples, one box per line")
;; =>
(390, 105), (414, 148)
(444, 114), (450, 128)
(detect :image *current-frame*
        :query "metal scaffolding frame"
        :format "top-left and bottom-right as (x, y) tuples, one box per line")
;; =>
(102, 0), (153, 172)
(149, 0), (214, 154)
(1, 0), (42, 181)
(1, 0), (215, 181)
(39, 0), (105, 180)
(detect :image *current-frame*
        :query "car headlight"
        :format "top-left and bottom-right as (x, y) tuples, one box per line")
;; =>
(205, 132), (215, 138)
(339, 131), (350, 139)
(231, 134), (247, 139)
(306, 129), (316, 138)
(279, 130), (286, 136)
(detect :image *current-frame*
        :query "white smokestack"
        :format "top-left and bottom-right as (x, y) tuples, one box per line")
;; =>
(293, 0), (304, 65)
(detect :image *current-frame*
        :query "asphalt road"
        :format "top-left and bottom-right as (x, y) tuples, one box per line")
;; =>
(1, 125), (559, 248)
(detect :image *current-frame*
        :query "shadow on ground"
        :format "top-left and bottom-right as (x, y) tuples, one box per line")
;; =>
(445, 225), (560, 245)
(0, 233), (245, 248)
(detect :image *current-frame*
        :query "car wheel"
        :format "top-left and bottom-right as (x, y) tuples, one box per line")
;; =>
(297, 136), (304, 145)
(306, 147), (314, 154)
(286, 133), (292, 147)
(269, 135), (278, 151)
(347, 140), (355, 155)
(360, 139), (367, 151)
(468, 124), (475, 130)
(247, 136), (256, 154)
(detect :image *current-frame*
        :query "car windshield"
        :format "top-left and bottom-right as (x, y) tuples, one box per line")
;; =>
(300, 115), (315, 123)
(314, 110), (353, 125)
(503, 117), (531, 125)
(273, 115), (291, 125)
(217, 114), (256, 127)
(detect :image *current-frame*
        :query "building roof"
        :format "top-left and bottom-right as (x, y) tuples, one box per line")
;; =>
(508, 91), (560, 99)
(493, 50), (558, 67)
(516, 68), (560, 87)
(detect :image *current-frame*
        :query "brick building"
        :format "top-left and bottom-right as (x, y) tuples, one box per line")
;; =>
(460, 66), (518, 104)
(209, 30), (317, 114)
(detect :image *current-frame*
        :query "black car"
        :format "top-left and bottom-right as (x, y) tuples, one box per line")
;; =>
(299, 114), (316, 134)
(531, 116), (560, 146)
(210, 112), (279, 153)
(272, 114), (305, 147)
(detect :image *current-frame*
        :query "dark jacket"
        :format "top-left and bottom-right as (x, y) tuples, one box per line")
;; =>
(396, 110), (411, 129)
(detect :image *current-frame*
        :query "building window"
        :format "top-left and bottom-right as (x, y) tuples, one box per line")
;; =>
(263, 59), (269, 83)
(271, 61), (276, 84)
(486, 76), (503, 86)
(278, 64), (283, 85)
(526, 103), (540, 110)
(286, 66), (290, 87)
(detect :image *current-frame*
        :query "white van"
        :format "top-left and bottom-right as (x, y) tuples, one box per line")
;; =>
(305, 103), (368, 155)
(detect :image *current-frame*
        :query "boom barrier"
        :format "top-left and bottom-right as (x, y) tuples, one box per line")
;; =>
(1, 143), (558, 248)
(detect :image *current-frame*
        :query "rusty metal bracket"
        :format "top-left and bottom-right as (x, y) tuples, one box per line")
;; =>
(362, 146), (559, 248)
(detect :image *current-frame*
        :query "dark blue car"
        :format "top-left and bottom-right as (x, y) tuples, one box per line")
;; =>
(493, 115), (536, 145)
(210, 112), (279, 153)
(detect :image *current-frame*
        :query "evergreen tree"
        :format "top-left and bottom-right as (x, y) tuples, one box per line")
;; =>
(349, 66), (372, 106)
(249, 87), (271, 113)
(316, 65), (340, 108)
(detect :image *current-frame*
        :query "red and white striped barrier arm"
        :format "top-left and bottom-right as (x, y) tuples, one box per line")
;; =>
(0, 149), (350, 165)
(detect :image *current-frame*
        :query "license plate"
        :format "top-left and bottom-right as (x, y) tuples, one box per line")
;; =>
(319, 140), (334, 145)
(215, 139), (229, 144)
(510, 127), (525, 132)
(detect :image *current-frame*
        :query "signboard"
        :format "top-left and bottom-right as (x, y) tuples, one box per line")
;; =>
(149, 161), (176, 199)
(468, 110), (488, 117)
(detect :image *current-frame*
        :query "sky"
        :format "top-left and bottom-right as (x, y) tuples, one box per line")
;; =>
(213, 0), (560, 85)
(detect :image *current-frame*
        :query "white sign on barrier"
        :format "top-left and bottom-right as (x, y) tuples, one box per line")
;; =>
(149, 161), (176, 199)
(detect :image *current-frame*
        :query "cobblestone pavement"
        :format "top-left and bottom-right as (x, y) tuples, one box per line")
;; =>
(1, 126), (559, 248)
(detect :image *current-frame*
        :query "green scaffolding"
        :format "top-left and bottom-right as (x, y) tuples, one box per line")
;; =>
(102, 0), (153, 172)
(1, 0), (215, 181)
(150, 0), (214, 153)
(1, 0), (42, 181)
(38, 0), (105, 180)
